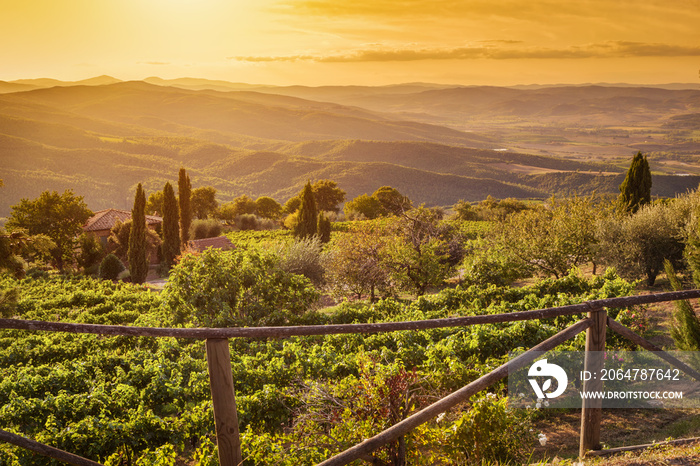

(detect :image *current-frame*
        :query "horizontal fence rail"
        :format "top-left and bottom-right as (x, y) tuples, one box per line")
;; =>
(2, 289), (699, 339)
(0, 429), (102, 466)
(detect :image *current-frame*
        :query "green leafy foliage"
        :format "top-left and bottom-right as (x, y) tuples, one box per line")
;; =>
(189, 219), (223, 241)
(145, 191), (164, 216)
(597, 202), (685, 286)
(254, 196), (283, 220)
(108, 220), (161, 265)
(191, 186), (218, 220)
(445, 394), (534, 464)
(491, 196), (601, 279)
(274, 236), (325, 286)
(163, 248), (319, 327)
(77, 233), (105, 275)
(99, 254), (126, 281)
(317, 212), (331, 244)
(344, 186), (411, 220)
(0, 250), (639, 465)
(0, 228), (55, 278)
(7, 190), (92, 270)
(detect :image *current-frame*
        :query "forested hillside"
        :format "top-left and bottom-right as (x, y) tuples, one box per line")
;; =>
(2, 80), (700, 216)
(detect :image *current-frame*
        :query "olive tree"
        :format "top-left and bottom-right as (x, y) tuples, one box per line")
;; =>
(383, 207), (463, 296)
(492, 196), (601, 279)
(597, 202), (684, 286)
(325, 222), (392, 301)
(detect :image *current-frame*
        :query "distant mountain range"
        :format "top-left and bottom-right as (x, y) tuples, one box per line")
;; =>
(1, 77), (699, 217)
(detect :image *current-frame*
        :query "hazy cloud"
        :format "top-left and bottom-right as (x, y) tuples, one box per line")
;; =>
(229, 41), (700, 63)
(140, 61), (171, 65)
(275, 0), (700, 22)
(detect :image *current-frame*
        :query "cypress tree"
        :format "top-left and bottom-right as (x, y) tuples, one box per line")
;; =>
(128, 183), (148, 283)
(317, 211), (331, 243)
(294, 181), (317, 239)
(161, 182), (180, 271)
(619, 151), (652, 213)
(178, 168), (192, 244)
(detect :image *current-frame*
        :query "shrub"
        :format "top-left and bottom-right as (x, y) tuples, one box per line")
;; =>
(461, 251), (528, 287)
(445, 394), (534, 464)
(237, 214), (259, 231)
(164, 248), (319, 327)
(77, 233), (105, 274)
(99, 254), (126, 281)
(189, 219), (223, 240)
(274, 236), (325, 285)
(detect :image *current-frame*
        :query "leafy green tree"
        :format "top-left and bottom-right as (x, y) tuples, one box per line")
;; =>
(619, 151), (652, 214)
(217, 195), (257, 224)
(325, 222), (391, 301)
(161, 182), (180, 272)
(191, 186), (218, 219)
(283, 196), (302, 215)
(285, 180), (346, 215)
(311, 179), (346, 213)
(384, 207), (462, 296)
(145, 190), (164, 216)
(373, 186), (411, 216)
(178, 168), (192, 244)
(452, 200), (479, 221)
(255, 196), (283, 219)
(77, 233), (105, 274)
(0, 286), (18, 318)
(294, 182), (317, 239)
(164, 248), (318, 327)
(0, 228), (55, 278)
(128, 184), (148, 284)
(344, 194), (383, 220)
(597, 202), (684, 286)
(7, 190), (92, 270)
(0, 229), (26, 278)
(493, 196), (600, 279)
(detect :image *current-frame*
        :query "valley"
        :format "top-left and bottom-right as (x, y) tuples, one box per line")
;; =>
(1, 77), (699, 217)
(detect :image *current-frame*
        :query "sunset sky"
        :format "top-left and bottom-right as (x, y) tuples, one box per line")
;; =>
(2, 0), (700, 86)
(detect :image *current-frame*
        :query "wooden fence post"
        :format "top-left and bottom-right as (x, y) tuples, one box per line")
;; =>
(579, 308), (607, 457)
(205, 338), (242, 466)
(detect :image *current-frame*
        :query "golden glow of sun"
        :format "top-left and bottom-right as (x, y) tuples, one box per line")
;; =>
(0, 0), (698, 85)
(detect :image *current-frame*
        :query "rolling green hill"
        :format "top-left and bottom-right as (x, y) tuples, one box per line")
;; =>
(1, 80), (698, 217)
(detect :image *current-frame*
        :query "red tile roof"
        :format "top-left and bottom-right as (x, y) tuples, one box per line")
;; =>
(188, 236), (235, 252)
(83, 209), (162, 232)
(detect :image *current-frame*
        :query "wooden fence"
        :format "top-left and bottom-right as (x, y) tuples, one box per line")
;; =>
(1, 289), (700, 465)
